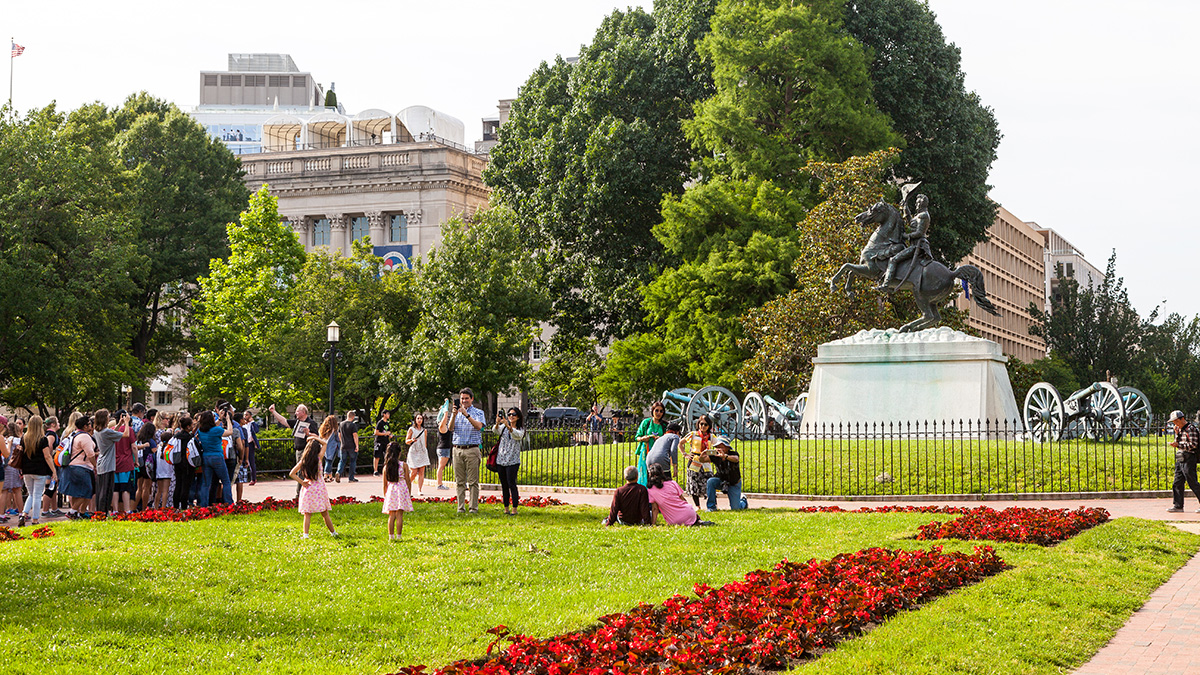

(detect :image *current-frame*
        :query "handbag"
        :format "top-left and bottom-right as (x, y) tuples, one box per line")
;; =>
(485, 435), (500, 473)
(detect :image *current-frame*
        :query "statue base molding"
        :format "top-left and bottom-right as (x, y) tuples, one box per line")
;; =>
(804, 327), (1021, 428)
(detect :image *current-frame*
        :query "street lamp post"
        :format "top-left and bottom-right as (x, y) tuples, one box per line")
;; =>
(323, 321), (342, 416)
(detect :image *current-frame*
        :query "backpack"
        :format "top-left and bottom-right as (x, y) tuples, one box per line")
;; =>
(222, 437), (236, 461)
(187, 437), (202, 467)
(163, 437), (181, 465)
(54, 431), (80, 468)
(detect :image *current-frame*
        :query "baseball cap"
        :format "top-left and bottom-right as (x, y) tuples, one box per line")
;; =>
(712, 435), (731, 448)
(1169, 410), (1185, 422)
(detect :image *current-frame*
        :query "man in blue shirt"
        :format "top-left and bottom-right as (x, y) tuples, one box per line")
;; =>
(451, 387), (486, 514)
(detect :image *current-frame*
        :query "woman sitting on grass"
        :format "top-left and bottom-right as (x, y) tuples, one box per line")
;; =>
(381, 441), (413, 541)
(289, 437), (338, 539)
(646, 464), (712, 527)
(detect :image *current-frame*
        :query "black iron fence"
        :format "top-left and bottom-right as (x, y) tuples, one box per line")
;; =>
(253, 417), (1184, 496)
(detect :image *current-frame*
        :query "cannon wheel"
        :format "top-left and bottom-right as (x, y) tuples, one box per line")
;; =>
(660, 387), (696, 423)
(1024, 382), (1064, 442)
(1085, 381), (1126, 441)
(1116, 386), (1152, 439)
(686, 385), (741, 435)
(742, 392), (768, 436)
(792, 393), (809, 426)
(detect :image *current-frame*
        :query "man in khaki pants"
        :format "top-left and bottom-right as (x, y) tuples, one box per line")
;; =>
(450, 388), (487, 514)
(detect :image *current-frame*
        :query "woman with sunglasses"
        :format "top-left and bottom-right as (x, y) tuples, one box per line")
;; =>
(680, 414), (715, 508)
(633, 402), (667, 486)
(492, 408), (527, 515)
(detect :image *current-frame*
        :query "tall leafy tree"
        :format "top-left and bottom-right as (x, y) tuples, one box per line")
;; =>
(0, 105), (140, 416)
(609, 0), (900, 391)
(370, 208), (552, 416)
(192, 187), (307, 407)
(1028, 254), (1143, 389)
(484, 0), (718, 342)
(529, 336), (604, 409)
(68, 93), (249, 402)
(843, 0), (1001, 263)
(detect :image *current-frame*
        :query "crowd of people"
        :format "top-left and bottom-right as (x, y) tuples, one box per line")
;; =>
(0, 387), (754, 535)
(0, 402), (265, 526)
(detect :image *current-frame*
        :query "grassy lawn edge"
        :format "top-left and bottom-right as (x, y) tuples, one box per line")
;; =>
(796, 517), (1198, 674)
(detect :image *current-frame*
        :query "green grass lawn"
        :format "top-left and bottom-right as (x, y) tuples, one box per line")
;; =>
(0, 503), (1194, 674)
(504, 436), (1177, 495)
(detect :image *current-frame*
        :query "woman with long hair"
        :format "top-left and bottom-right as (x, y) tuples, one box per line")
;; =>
(319, 414), (339, 483)
(18, 416), (55, 527)
(646, 463), (707, 526)
(290, 437), (337, 538)
(134, 422), (158, 512)
(172, 416), (195, 509)
(680, 414), (715, 508)
(633, 402), (667, 487)
(493, 407), (527, 515)
(380, 441), (413, 540)
(404, 413), (429, 496)
(2, 422), (23, 517)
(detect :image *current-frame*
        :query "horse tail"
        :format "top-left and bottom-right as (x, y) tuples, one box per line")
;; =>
(954, 265), (1001, 316)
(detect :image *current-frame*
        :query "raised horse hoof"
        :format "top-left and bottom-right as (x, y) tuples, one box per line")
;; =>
(874, 283), (893, 293)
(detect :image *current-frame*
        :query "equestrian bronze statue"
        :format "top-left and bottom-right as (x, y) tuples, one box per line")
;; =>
(828, 195), (1000, 332)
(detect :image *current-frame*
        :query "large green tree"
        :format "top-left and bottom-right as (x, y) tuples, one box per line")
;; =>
(607, 0), (901, 392)
(192, 187), (307, 407)
(67, 93), (249, 402)
(843, 0), (1001, 263)
(0, 105), (140, 416)
(369, 209), (552, 416)
(484, 0), (718, 342)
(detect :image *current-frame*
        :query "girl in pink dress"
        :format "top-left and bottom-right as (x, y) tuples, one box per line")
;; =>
(289, 437), (338, 538)
(381, 441), (413, 540)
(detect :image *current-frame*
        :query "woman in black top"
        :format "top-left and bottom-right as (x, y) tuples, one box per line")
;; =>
(18, 416), (55, 526)
(435, 405), (454, 491)
(172, 416), (195, 510)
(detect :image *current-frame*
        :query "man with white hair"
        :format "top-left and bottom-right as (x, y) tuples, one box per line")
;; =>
(269, 403), (317, 498)
(1167, 410), (1200, 513)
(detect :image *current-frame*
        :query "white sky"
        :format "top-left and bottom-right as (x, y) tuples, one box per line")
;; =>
(5, 0), (1197, 320)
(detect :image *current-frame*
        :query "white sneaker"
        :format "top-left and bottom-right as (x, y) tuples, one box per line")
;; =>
(301, 533), (310, 539)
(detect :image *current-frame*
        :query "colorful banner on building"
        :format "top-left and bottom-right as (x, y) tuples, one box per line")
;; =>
(374, 245), (413, 272)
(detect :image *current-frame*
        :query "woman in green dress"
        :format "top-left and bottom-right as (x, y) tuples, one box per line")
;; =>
(634, 402), (667, 486)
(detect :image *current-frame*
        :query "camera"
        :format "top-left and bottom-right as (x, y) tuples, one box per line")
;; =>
(116, 409), (128, 420)
(218, 401), (233, 414)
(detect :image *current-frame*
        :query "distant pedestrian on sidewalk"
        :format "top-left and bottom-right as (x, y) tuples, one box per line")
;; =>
(338, 410), (362, 482)
(586, 406), (604, 445)
(1167, 410), (1200, 513)
(268, 403), (317, 497)
(404, 413), (429, 496)
(381, 441), (413, 541)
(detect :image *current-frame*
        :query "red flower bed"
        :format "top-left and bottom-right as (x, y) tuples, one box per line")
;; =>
(797, 505), (973, 515)
(916, 506), (1109, 546)
(386, 546), (1006, 675)
(0, 525), (55, 543)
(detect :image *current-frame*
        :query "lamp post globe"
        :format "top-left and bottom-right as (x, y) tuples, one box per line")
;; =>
(324, 321), (342, 416)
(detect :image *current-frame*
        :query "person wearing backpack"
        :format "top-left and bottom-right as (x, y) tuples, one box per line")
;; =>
(17, 416), (55, 527)
(171, 416), (196, 510)
(154, 430), (175, 510)
(59, 415), (97, 519)
(2, 421), (23, 518)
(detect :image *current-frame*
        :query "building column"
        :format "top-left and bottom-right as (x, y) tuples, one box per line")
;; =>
(285, 216), (309, 250)
(407, 209), (423, 257)
(367, 210), (385, 247)
(327, 213), (346, 256)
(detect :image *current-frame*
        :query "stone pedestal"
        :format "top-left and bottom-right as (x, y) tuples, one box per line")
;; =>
(804, 327), (1021, 428)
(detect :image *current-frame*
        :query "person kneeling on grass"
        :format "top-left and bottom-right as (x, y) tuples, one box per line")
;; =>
(647, 464), (713, 527)
(381, 441), (413, 541)
(290, 437), (338, 539)
(603, 466), (651, 526)
(706, 436), (748, 512)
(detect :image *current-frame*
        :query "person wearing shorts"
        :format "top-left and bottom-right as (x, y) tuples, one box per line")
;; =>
(435, 405), (453, 490)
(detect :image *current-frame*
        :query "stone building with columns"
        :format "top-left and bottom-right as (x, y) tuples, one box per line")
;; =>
(238, 139), (489, 268)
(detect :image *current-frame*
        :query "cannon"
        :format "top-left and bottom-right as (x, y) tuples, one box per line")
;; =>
(743, 392), (805, 438)
(1023, 381), (1129, 442)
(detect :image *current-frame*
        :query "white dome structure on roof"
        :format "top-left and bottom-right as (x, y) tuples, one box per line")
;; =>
(398, 106), (465, 146)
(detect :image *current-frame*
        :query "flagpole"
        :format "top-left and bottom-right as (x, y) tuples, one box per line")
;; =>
(9, 37), (13, 107)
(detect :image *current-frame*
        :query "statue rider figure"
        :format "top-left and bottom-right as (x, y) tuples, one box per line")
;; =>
(877, 193), (932, 291)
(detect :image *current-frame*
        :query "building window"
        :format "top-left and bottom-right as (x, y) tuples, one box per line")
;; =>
(531, 341), (543, 361)
(352, 216), (370, 242)
(390, 214), (407, 243)
(313, 218), (331, 247)
(156, 391), (173, 407)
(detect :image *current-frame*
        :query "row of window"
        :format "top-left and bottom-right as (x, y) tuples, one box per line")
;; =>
(205, 74), (308, 88)
(307, 214), (409, 247)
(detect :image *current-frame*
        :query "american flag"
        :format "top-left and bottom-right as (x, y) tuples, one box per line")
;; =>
(11, 42), (24, 58)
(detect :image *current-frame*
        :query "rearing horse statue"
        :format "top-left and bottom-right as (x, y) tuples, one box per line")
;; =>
(828, 200), (1000, 332)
